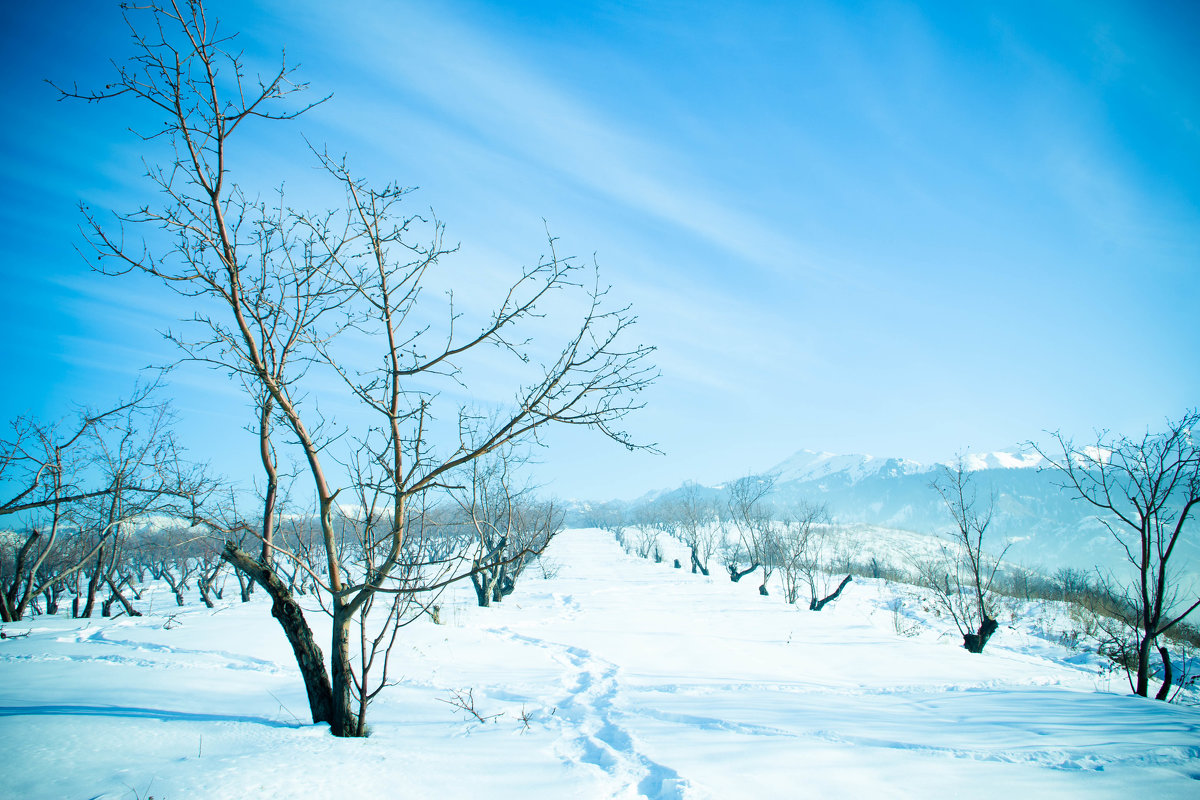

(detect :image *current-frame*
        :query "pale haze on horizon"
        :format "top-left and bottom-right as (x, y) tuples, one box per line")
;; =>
(2, 0), (1197, 501)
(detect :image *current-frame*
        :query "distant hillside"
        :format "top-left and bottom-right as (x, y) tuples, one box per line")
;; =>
(767, 448), (1200, 577)
(596, 447), (1197, 578)
(764, 452), (1101, 571)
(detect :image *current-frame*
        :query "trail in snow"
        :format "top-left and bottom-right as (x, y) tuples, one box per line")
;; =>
(488, 625), (692, 799)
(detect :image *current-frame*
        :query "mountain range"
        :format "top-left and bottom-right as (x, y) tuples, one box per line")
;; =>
(760, 447), (1200, 578)
(760, 447), (1114, 572)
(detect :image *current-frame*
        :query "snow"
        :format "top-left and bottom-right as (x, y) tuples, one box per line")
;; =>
(769, 449), (925, 484)
(3, 529), (1199, 798)
(961, 449), (1047, 472)
(767, 446), (1049, 486)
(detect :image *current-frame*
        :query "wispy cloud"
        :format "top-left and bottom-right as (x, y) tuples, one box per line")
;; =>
(295, 1), (821, 281)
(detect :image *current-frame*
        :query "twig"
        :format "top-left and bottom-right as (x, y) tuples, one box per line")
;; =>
(436, 688), (502, 724)
(267, 690), (303, 725)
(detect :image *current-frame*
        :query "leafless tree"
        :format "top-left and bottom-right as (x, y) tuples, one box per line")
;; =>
(590, 502), (627, 541)
(918, 461), (1009, 653)
(633, 526), (663, 562)
(675, 484), (719, 576)
(774, 501), (843, 607)
(454, 448), (565, 607)
(788, 503), (851, 611)
(1034, 411), (1200, 698)
(633, 498), (683, 563)
(724, 474), (777, 595)
(62, 0), (655, 737)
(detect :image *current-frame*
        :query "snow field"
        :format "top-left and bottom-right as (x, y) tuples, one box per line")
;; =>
(2, 528), (1199, 798)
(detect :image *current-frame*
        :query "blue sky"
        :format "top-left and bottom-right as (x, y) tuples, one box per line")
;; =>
(2, 0), (1197, 500)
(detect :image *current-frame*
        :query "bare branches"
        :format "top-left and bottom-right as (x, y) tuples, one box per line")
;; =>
(437, 688), (502, 725)
(922, 461), (1007, 653)
(0, 390), (209, 622)
(1035, 410), (1200, 696)
(725, 474), (777, 590)
(65, 0), (656, 738)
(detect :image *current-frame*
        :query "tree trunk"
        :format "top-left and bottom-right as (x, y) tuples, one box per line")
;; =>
(236, 569), (253, 602)
(44, 586), (59, 616)
(82, 545), (105, 619)
(963, 615), (999, 653)
(222, 543), (334, 727)
(106, 577), (142, 617)
(329, 605), (359, 737)
(728, 563), (757, 582)
(471, 570), (492, 607)
(1155, 644), (1173, 701)
(809, 574), (853, 612)
(491, 565), (506, 603)
(1135, 633), (1153, 697)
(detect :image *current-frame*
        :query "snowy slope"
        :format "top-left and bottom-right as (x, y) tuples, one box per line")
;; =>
(2, 529), (1199, 798)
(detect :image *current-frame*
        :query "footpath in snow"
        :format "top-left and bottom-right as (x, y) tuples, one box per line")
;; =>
(2, 528), (1199, 798)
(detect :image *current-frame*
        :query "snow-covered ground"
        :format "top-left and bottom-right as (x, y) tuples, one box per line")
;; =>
(2, 529), (1199, 799)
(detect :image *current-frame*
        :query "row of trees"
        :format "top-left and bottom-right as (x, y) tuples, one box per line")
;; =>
(0, 391), (207, 622)
(602, 480), (856, 612)
(595, 409), (1200, 701)
(1, 400), (566, 624)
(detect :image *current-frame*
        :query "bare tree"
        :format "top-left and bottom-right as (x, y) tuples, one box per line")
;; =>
(918, 461), (1008, 653)
(455, 449), (563, 607)
(63, 0), (655, 737)
(774, 501), (845, 608)
(724, 474), (777, 595)
(632, 498), (683, 565)
(797, 508), (852, 611)
(675, 484), (718, 576)
(1034, 411), (1200, 698)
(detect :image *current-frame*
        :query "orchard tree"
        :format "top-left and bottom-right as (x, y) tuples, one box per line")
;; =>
(724, 473), (777, 595)
(918, 461), (1008, 653)
(676, 483), (719, 576)
(774, 501), (849, 609)
(62, 0), (655, 737)
(455, 448), (563, 608)
(1035, 411), (1200, 698)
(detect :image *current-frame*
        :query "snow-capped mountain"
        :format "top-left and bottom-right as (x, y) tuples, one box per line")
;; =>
(760, 445), (1127, 573)
(766, 446), (1045, 486)
(958, 448), (1047, 471)
(768, 449), (926, 484)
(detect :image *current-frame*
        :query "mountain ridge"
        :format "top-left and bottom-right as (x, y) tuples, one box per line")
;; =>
(765, 446), (1047, 485)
